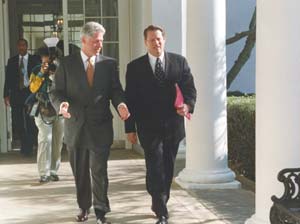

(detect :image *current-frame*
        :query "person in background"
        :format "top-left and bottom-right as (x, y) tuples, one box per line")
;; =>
(29, 40), (64, 183)
(3, 38), (39, 156)
(125, 25), (197, 224)
(50, 22), (130, 224)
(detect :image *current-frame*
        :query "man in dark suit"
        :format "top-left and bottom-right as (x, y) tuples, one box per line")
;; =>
(3, 38), (39, 156)
(50, 22), (129, 224)
(125, 25), (197, 224)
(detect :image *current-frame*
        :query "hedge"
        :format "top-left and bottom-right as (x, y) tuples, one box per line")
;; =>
(227, 96), (255, 181)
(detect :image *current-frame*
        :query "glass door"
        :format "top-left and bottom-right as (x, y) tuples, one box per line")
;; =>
(15, 0), (63, 54)
(66, 0), (119, 59)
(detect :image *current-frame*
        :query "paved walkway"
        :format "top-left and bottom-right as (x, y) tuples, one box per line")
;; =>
(0, 149), (254, 224)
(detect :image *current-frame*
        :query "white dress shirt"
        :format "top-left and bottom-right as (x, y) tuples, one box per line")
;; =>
(80, 51), (96, 70)
(19, 53), (29, 87)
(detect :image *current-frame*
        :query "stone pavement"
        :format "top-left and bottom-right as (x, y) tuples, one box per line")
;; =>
(0, 149), (254, 224)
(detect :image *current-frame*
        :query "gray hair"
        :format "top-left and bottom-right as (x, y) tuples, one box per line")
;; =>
(80, 21), (106, 39)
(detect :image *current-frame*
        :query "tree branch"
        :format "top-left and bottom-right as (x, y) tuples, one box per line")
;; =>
(227, 7), (256, 89)
(226, 30), (254, 45)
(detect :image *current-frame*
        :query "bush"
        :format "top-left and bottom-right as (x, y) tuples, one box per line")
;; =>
(227, 96), (255, 181)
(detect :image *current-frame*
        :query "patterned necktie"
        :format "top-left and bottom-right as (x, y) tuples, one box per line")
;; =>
(19, 56), (25, 89)
(86, 57), (94, 87)
(154, 57), (165, 82)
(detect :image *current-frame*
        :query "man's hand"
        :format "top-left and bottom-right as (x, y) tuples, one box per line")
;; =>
(176, 103), (190, 117)
(4, 96), (10, 107)
(127, 132), (137, 144)
(118, 103), (130, 121)
(59, 102), (71, 118)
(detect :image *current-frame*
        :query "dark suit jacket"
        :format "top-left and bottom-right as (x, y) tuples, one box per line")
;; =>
(3, 54), (40, 105)
(125, 52), (197, 142)
(50, 53), (125, 149)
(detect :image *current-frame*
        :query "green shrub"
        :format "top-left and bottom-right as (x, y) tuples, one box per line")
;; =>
(227, 96), (255, 181)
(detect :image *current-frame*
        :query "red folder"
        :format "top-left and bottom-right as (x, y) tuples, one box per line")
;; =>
(174, 83), (191, 120)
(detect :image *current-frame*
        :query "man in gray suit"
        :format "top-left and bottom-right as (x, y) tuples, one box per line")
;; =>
(50, 22), (130, 224)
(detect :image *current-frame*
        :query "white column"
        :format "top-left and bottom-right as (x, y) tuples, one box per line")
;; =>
(151, 0), (187, 158)
(246, 1), (300, 223)
(176, 0), (240, 189)
(0, 0), (9, 153)
(117, 0), (131, 149)
(129, 0), (150, 59)
(62, 0), (69, 56)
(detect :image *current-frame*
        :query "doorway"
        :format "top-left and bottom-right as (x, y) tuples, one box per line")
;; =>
(5, 0), (120, 150)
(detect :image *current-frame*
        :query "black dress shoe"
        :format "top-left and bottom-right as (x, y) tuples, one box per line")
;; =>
(156, 216), (168, 224)
(76, 209), (89, 222)
(96, 217), (111, 224)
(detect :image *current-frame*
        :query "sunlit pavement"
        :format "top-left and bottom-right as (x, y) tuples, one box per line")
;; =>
(0, 149), (254, 224)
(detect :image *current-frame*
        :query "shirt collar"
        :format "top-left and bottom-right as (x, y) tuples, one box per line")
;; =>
(19, 53), (29, 60)
(148, 52), (164, 64)
(81, 51), (96, 64)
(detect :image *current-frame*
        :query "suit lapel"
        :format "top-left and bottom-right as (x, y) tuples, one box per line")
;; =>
(14, 56), (20, 77)
(143, 54), (156, 79)
(164, 52), (170, 78)
(74, 52), (91, 91)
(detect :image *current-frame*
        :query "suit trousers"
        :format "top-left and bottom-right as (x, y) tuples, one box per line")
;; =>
(13, 104), (37, 154)
(68, 145), (111, 213)
(11, 88), (37, 155)
(138, 127), (181, 217)
(35, 115), (64, 176)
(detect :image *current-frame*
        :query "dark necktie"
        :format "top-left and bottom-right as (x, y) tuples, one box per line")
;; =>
(19, 56), (25, 89)
(86, 57), (94, 87)
(154, 57), (165, 82)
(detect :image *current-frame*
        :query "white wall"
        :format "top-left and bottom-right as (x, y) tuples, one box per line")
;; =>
(226, 0), (256, 93)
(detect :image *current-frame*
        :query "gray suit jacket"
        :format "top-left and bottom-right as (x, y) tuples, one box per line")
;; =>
(50, 53), (125, 149)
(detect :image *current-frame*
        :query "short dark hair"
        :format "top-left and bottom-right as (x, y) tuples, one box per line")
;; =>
(17, 38), (28, 46)
(37, 47), (50, 57)
(143, 25), (165, 40)
(37, 46), (62, 60)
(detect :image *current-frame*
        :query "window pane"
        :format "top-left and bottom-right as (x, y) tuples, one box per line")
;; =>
(68, 14), (84, 21)
(85, 0), (101, 17)
(23, 26), (30, 32)
(102, 18), (118, 42)
(45, 25), (52, 31)
(34, 15), (44, 22)
(68, 0), (83, 14)
(102, 0), (118, 17)
(45, 14), (53, 21)
(68, 20), (84, 28)
(23, 14), (31, 22)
